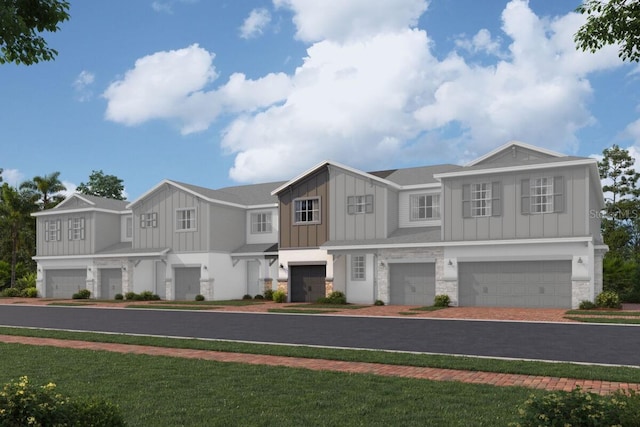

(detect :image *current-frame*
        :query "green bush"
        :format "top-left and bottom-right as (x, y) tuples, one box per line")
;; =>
(242, 294), (253, 300)
(595, 290), (621, 309)
(15, 272), (36, 290)
(0, 287), (21, 297)
(254, 294), (264, 300)
(263, 289), (274, 300)
(195, 294), (205, 301)
(115, 293), (124, 300)
(374, 299), (385, 306)
(511, 387), (640, 427)
(21, 287), (38, 298)
(72, 289), (91, 299)
(124, 291), (137, 301)
(578, 300), (596, 310)
(319, 291), (346, 304)
(139, 290), (160, 301)
(433, 294), (451, 307)
(0, 376), (125, 426)
(273, 290), (287, 303)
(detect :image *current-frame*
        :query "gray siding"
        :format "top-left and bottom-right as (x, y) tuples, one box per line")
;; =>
(387, 189), (399, 235)
(329, 169), (387, 241)
(209, 203), (245, 251)
(94, 212), (122, 252)
(473, 145), (556, 167)
(36, 213), (94, 256)
(443, 166), (589, 241)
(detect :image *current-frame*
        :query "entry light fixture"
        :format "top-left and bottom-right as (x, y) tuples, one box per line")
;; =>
(577, 257), (583, 264)
(203, 265), (208, 270)
(448, 259), (453, 266)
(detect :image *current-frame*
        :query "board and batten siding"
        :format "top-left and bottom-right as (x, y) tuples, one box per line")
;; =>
(329, 169), (387, 241)
(209, 203), (245, 251)
(279, 167), (329, 248)
(442, 166), (589, 241)
(94, 212), (122, 252)
(246, 207), (279, 245)
(36, 213), (94, 256)
(133, 185), (209, 252)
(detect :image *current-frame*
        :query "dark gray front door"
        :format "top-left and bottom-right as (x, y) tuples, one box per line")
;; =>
(99, 268), (122, 300)
(389, 263), (435, 305)
(290, 265), (326, 303)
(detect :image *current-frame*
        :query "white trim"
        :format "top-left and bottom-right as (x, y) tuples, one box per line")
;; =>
(434, 159), (597, 179)
(32, 207), (124, 217)
(33, 249), (170, 261)
(175, 207), (197, 232)
(230, 252), (278, 257)
(54, 193), (96, 209)
(464, 141), (566, 167)
(400, 183), (442, 190)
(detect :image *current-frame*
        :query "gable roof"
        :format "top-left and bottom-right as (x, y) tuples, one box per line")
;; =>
(465, 141), (567, 167)
(32, 193), (129, 217)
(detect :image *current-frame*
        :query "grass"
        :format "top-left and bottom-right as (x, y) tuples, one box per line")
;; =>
(151, 299), (265, 306)
(125, 305), (222, 311)
(267, 308), (340, 314)
(47, 302), (97, 306)
(283, 303), (368, 310)
(410, 306), (448, 312)
(0, 343), (531, 426)
(0, 326), (638, 383)
(565, 316), (640, 324)
(566, 309), (640, 317)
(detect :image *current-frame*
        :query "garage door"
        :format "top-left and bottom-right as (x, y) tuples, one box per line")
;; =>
(458, 261), (572, 308)
(389, 263), (435, 305)
(46, 269), (86, 298)
(99, 268), (121, 300)
(290, 265), (326, 303)
(174, 267), (201, 300)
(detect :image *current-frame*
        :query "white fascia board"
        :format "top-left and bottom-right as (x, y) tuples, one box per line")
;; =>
(433, 159), (597, 179)
(55, 193), (96, 209)
(126, 179), (173, 209)
(247, 204), (278, 210)
(32, 207), (125, 217)
(323, 236), (593, 252)
(465, 141), (566, 167)
(33, 248), (170, 261)
(231, 252), (278, 257)
(399, 183), (441, 191)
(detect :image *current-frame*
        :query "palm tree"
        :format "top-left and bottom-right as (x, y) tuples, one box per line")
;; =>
(20, 172), (66, 209)
(0, 184), (38, 287)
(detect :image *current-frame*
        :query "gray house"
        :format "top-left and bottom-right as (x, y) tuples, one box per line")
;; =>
(272, 141), (606, 308)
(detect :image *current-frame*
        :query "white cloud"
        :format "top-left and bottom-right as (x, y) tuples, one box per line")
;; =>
(61, 181), (77, 198)
(239, 8), (272, 39)
(1, 169), (24, 187)
(455, 29), (503, 57)
(73, 70), (95, 102)
(151, 1), (173, 14)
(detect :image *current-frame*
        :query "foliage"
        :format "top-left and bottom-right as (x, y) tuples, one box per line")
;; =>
(578, 300), (596, 310)
(138, 290), (160, 301)
(511, 387), (640, 427)
(318, 291), (347, 304)
(254, 294), (264, 300)
(595, 290), (621, 308)
(195, 294), (205, 301)
(15, 271), (35, 290)
(0, 376), (124, 426)
(0, 287), (21, 297)
(114, 293), (123, 300)
(72, 289), (91, 300)
(272, 289), (287, 303)
(575, 0), (640, 63)
(77, 170), (125, 200)
(20, 172), (66, 209)
(124, 292), (136, 301)
(433, 294), (451, 307)
(374, 299), (385, 306)
(0, 0), (70, 65)
(242, 294), (252, 300)
(263, 289), (274, 300)
(21, 287), (37, 298)
(602, 255), (638, 295)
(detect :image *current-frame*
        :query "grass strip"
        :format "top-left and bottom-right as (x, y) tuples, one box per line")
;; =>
(124, 305), (222, 311)
(566, 310), (640, 317)
(283, 303), (368, 310)
(0, 326), (637, 383)
(267, 308), (340, 314)
(47, 302), (97, 306)
(151, 300), (265, 306)
(564, 316), (640, 324)
(410, 306), (448, 312)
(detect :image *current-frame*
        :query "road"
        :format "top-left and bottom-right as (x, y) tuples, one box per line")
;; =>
(0, 305), (638, 366)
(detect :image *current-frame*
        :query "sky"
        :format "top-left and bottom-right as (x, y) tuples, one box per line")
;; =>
(1, 0), (639, 201)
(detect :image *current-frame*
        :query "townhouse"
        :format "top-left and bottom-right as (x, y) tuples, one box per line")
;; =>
(32, 141), (606, 308)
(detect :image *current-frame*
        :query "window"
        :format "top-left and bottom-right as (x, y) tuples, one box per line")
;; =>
(68, 217), (85, 240)
(347, 195), (374, 214)
(126, 216), (133, 238)
(351, 255), (366, 281)
(521, 176), (564, 214)
(45, 220), (61, 241)
(410, 194), (439, 220)
(294, 197), (320, 224)
(176, 208), (196, 231)
(140, 212), (157, 228)
(251, 212), (272, 233)
(462, 182), (501, 218)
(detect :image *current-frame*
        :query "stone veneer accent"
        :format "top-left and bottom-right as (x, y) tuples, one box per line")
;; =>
(594, 248), (606, 298)
(263, 278), (273, 292)
(200, 278), (214, 301)
(277, 279), (288, 293)
(325, 279), (333, 296)
(572, 280), (591, 309)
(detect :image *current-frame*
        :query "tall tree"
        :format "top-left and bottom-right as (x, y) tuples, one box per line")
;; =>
(575, 0), (640, 62)
(20, 171), (66, 209)
(0, 0), (70, 65)
(77, 170), (125, 200)
(0, 183), (38, 287)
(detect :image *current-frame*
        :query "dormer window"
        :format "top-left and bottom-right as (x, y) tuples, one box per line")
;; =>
(410, 194), (439, 220)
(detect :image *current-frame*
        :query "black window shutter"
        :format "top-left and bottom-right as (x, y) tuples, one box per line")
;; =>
(553, 176), (564, 213)
(56, 220), (61, 241)
(80, 218), (85, 240)
(491, 181), (501, 217)
(347, 196), (355, 215)
(462, 184), (471, 218)
(521, 179), (530, 214)
(365, 194), (374, 213)
(68, 219), (72, 240)
(45, 221), (49, 242)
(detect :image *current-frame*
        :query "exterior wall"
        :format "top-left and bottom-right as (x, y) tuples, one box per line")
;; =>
(36, 213), (94, 256)
(35, 258), (93, 297)
(588, 173), (604, 244)
(398, 189), (441, 228)
(133, 185), (209, 252)
(329, 168), (387, 241)
(209, 203), (245, 251)
(245, 207), (279, 245)
(120, 214), (133, 242)
(277, 248), (333, 281)
(442, 166), (589, 241)
(279, 168), (329, 248)
(94, 212), (122, 252)
(474, 146), (555, 167)
(387, 189), (399, 235)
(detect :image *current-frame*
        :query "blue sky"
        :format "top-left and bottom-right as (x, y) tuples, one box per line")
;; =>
(1, 0), (638, 200)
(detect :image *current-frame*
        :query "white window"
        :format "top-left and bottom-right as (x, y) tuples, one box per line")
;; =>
(530, 177), (554, 213)
(471, 183), (491, 217)
(347, 195), (374, 214)
(68, 217), (85, 240)
(126, 216), (133, 238)
(351, 255), (366, 281)
(251, 212), (272, 234)
(410, 194), (439, 220)
(45, 220), (61, 241)
(294, 198), (320, 224)
(176, 208), (196, 231)
(140, 212), (157, 228)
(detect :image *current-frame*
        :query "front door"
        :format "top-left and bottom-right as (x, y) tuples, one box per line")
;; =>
(290, 265), (326, 303)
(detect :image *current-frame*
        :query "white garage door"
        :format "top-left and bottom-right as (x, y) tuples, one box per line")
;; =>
(174, 267), (201, 300)
(99, 268), (122, 300)
(389, 263), (435, 306)
(458, 261), (572, 308)
(46, 269), (86, 298)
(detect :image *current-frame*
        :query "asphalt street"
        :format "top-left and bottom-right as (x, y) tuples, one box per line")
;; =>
(0, 305), (638, 366)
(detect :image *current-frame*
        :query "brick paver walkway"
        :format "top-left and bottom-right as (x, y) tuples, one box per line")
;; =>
(0, 334), (637, 396)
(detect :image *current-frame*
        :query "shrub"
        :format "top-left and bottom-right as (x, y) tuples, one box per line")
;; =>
(578, 300), (596, 310)
(115, 293), (124, 300)
(139, 290), (160, 301)
(595, 290), (621, 309)
(433, 294), (451, 307)
(0, 287), (21, 297)
(254, 294), (264, 300)
(374, 299), (385, 306)
(195, 294), (205, 301)
(242, 294), (253, 300)
(0, 376), (125, 427)
(319, 291), (346, 304)
(124, 291), (137, 301)
(511, 387), (640, 427)
(21, 287), (38, 298)
(72, 289), (91, 299)
(15, 272), (36, 290)
(263, 289), (274, 301)
(273, 290), (287, 303)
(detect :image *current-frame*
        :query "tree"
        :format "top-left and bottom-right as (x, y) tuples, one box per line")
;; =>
(575, 0), (640, 62)
(0, 0), (70, 65)
(20, 171), (66, 209)
(77, 170), (125, 200)
(0, 183), (38, 287)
